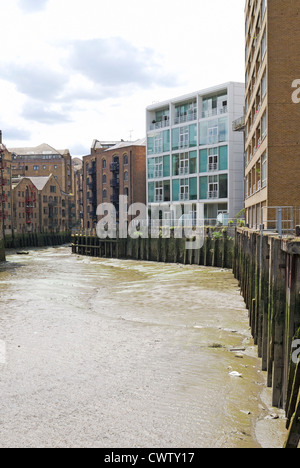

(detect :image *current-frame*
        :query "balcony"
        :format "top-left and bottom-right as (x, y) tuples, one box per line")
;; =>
(150, 118), (170, 130)
(154, 195), (163, 203)
(202, 106), (227, 119)
(208, 163), (218, 172)
(154, 170), (163, 178)
(174, 111), (197, 125)
(179, 167), (189, 176)
(232, 116), (246, 132)
(110, 178), (120, 188)
(110, 194), (119, 204)
(179, 193), (189, 201)
(208, 191), (219, 199)
(110, 162), (120, 173)
(87, 165), (96, 175)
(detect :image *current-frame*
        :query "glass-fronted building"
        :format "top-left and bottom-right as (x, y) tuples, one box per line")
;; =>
(146, 82), (245, 223)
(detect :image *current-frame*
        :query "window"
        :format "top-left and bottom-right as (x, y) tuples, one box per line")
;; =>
(102, 159), (106, 169)
(179, 179), (189, 201)
(261, 152), (267, 188)
(103, 174), (107, 184)
(154, 157), (163, 178)
(103, 189), (107, 199)
(154, 135), (163, 154)
(155, 181), (163, 202)
(179, 153), (189, 176)
(208, 176), (218, 199)
(208, 148), (218, 171)
(50, 186), (56, 193)
(261, 111), (267, 139)
(261, 70), (267, 99)
(124, 171), (129, 182)
(123, 154), (128, 165)
(261, 29), (267, 59)
(33, 165), (39, 171)
(179, 127), (189, 149)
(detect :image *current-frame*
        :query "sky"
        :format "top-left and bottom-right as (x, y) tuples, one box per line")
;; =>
(0, 0), (245, 157)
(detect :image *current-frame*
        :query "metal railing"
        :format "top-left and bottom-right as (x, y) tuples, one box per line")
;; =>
(260, 206), (300, 237)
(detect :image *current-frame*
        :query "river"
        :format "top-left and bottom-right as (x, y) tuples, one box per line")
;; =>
(0, 246), (287, 448)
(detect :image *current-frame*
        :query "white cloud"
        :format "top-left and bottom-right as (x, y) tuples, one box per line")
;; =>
(17, 0), (49, 13)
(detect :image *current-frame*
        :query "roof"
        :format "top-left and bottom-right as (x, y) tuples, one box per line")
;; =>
(92, 140), (121, 151)
(8, 143), (63, 156)
(104, 138), (146, 151)
(14, 175), (53, 191)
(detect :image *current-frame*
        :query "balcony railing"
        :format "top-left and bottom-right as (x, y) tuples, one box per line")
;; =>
(202, 106), (227, 119)
(154, 170), (163, 178)
(208, 163), (218, 172)
(150, 118), (170, 130)
(208, 191), (219, 199)
(179, 167), (189, 176)
(110, 194), (119, 204)
(110, 178), (120, 188)
(154, 195), (163, 202)
(174, 111), (197, 125)
(179, 193), (189, 201)
(110, 162), (120, 173)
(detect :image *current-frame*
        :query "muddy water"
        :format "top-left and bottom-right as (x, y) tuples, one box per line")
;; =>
(0, 247), (287, 448)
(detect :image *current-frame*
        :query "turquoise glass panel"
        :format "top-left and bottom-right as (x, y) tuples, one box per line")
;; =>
(199, 149), (208, 173)
(219, 146), (228, 171)
(172, 179), (180, 202)
(199, 176), (208, 200)
(189, 177), (197, 200)
(163, 155), (170, 177)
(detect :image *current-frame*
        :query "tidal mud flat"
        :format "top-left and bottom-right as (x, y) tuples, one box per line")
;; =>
(0, 247), (287, 448)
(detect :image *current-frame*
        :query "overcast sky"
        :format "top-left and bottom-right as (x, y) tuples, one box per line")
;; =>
(0, 0), (245, 156)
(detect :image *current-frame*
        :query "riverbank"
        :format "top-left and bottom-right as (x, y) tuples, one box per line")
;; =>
(4, 231), (71, 250)
(0, 247), (287, 448)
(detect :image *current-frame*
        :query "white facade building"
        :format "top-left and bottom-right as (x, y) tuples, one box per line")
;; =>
(146, 82), (245, 223)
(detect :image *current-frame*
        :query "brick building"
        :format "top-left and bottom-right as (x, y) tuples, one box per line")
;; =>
(9, 143), (79, 230)
(82, 139), (147, 228)
(244, 0), (300, 228)
(0, 136), (13, 237)
(83, 140), (121, 229)
(12, 175), (68, 234)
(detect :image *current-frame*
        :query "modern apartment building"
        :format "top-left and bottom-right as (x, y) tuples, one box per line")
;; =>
(146, 82), (245, 223)
(244, 0), (300, 228)
(12, 175), (69, 234)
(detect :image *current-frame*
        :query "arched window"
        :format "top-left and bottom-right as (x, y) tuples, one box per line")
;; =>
(103, 189), (107, 199)
(124, 171), (129, 182)
(102, 159), (106, 169)
(103, 174), (107, 184)
(123, 154), (128, 165)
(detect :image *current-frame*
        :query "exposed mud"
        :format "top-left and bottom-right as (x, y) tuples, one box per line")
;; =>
(0, 247), (287, 448)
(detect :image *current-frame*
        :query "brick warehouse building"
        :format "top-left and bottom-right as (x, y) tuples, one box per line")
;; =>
(9, 144), (79, 230)
(244, 0), (300, 228)
(83, 139), (146, 229)
(12, 175), (69, 234)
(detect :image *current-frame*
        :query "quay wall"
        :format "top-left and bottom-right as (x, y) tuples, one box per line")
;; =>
(71, 232), (234, 269)
(0, 236), (5, 262)
(4, 231), (71, 250)
(233, 228), (300, 448)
